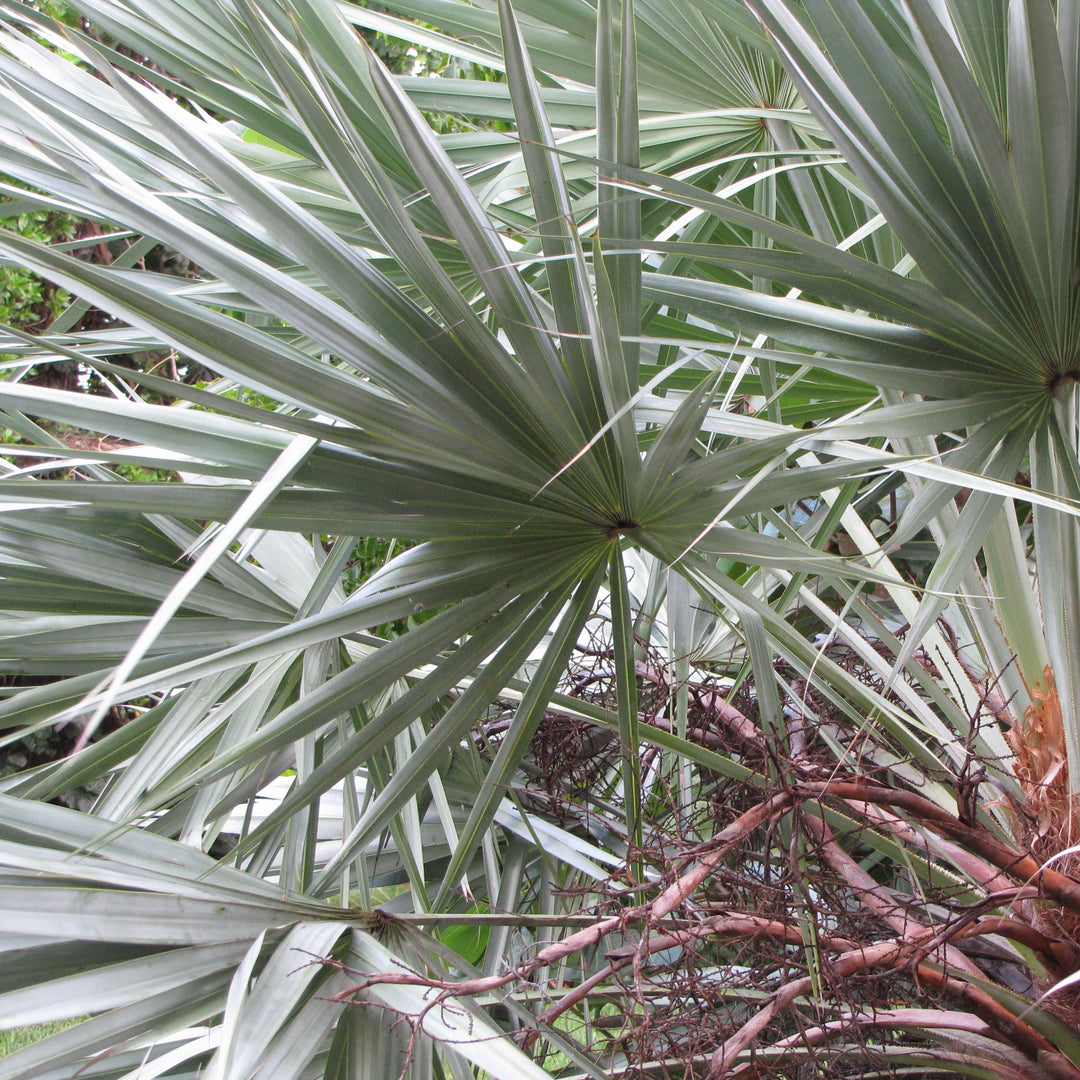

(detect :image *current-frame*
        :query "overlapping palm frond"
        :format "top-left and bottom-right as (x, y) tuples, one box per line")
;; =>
(0, 0), (1078, 1077)
(609, 0), (1080, 789)
(0, 0), (889, 1075)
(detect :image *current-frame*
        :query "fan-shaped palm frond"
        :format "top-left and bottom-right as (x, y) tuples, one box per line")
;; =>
(0, 0), (1078, 1077)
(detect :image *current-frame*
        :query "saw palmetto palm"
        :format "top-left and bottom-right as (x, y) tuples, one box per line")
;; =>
(0, 1), (1078, 1077)
(627, 0), (1080, 792)
(0, 1), (907, 1076)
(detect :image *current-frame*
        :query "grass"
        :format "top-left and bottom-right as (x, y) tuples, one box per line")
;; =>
(0, 1019), (83, 1059)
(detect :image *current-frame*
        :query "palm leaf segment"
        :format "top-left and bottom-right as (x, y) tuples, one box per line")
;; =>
(719, 0), (1080, 789)
(0, 0), (1073, 1076)
(0, 1), (910, 1076)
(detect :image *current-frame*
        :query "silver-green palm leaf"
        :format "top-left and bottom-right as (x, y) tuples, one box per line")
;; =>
(0, 0), (1075, 1077)
(0, 1), (903, 1076)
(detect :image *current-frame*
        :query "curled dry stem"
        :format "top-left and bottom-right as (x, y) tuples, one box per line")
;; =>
(705, 929), (1070, 1080)
(330, 792), (793, 1006)
(800, 780), (1080, 914)
(803, 811), (983, 977)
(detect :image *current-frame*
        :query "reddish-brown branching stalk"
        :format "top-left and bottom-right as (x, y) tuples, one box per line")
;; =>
(799, 780), (1080, 914)
(533, 912), (854, 1037)
(330, 792), (793, 1008)
(803, 812), (984, 977)
(704, 930), (1069, 1080)
(324, 634), (1080, 1080)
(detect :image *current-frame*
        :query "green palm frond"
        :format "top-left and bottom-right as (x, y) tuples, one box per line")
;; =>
(0, 0), (1078, 1076)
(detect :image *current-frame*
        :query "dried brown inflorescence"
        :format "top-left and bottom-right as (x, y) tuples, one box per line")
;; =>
(340, 628), (1080, 1078)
